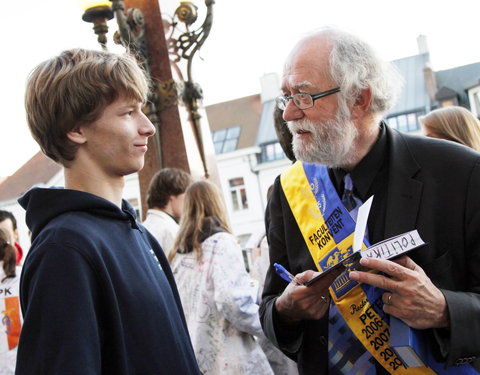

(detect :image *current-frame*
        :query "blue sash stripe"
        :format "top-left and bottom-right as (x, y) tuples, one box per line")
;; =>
(351, 353), (377, 375)
(302, 163), (357, 245)
(329, 304), (375, 374)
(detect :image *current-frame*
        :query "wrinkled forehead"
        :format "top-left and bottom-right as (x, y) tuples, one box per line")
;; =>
(281, 34), (332, 92)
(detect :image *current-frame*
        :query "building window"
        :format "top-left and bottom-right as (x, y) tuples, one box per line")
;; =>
(386, 110), (424, 133)
(468, 86), (480, 118)
(212, 126), (241, 154)
(229, 177), (248, 211)
(259, 141), (287, 163)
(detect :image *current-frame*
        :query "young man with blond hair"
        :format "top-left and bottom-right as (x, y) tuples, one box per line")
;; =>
(17, 49), (200, 375)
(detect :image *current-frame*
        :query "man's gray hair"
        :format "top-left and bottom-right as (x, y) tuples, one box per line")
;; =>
(321, 27), (404, 117)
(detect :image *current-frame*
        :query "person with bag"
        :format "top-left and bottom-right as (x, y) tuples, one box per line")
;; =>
(169, 180), (273, 375)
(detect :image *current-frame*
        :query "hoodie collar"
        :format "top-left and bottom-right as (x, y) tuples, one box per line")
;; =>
(19, 187), (140, 240)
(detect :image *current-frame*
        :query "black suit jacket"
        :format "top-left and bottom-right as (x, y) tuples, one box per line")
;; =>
(259, 125), (480, 374)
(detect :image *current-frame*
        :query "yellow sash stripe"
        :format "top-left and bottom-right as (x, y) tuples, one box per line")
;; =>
(281, 162), (434, 374)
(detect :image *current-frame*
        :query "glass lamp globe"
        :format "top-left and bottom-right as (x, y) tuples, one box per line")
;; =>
(77, 0), (112, 11)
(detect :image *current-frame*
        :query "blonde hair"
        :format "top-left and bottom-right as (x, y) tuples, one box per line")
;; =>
(419, 106), (480, 151)
(25, 48), (150, 165)
(168, 180), (232, 262)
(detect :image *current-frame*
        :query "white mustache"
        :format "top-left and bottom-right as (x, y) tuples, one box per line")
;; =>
(287, 119), (316, 134)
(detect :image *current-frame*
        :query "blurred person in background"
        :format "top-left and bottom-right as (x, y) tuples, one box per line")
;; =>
(169, 180), (273, 375)
(0, 211), (23, 265)
(0, 227), (22, 374)
(143, 167), (193, 254)
(273, 107), (296, 163)
(419, 106), (480, 151)
(250, 185), (298, 375)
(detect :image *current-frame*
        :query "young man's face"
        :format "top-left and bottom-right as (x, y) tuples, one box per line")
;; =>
(76, 95), (156, 177)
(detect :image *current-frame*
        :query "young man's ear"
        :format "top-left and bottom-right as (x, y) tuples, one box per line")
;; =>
(67, 126), (87, 145)
(351, 87), (372, 120)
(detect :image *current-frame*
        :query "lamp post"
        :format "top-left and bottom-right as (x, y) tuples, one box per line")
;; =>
(78, 0), (113, 49)
(79, 0), (215, 218)
(166, 0), (214, 177)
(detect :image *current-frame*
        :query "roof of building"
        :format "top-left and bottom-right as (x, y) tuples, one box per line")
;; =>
(389, 53), (431, 115)
(0, 151), (61, 203)
(435, 86), (458, 101)
(205, 94), (262, 150)
(435, 62), (480, 106)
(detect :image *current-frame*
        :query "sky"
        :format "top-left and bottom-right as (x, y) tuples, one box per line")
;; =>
(1, 0), (479, 177)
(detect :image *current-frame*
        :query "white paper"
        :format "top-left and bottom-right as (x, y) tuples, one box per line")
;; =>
(353, 196), (374, 252)
(361, 229), (425, 260)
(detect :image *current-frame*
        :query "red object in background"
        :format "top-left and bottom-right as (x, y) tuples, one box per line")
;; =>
(14, 242), (23, 265)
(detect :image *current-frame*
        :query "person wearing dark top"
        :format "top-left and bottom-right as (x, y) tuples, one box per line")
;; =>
(259, 27), (480, 374)
(17, 48), (201, 375)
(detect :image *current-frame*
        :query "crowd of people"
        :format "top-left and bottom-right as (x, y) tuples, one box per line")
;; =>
(2, 23), (480, 375)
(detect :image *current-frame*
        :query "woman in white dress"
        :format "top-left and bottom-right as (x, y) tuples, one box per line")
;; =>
(169, 180), (273, 375)
(0, 227), (22, 375)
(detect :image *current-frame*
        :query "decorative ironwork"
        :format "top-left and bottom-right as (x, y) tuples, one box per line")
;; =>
(111, 1), (149, 73)
(81, 0), (215, 177)
(166, 0), (215, 177)
(155, 79), (180, 111)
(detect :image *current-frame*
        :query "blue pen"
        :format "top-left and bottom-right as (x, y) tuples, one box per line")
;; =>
(274, 263), (302, 285)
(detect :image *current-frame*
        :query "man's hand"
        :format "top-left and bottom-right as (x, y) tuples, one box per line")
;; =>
(275, 268), (343, 324)
(349, 256), (449, 329)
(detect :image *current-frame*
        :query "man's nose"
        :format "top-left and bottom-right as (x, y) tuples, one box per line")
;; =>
(140, 112), (156, 137)
(282, 100), (304, 122)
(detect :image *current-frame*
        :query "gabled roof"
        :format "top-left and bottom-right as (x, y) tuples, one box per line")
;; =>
(435, 86), (458, 101)
(0, 151), (61, 203)
(205, 94), (262, 150)
(435, 63), (480, 106)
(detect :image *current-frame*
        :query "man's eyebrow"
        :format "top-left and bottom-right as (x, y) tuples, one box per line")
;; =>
(283, 81), (314, 92)
(121, 99), (141, 107)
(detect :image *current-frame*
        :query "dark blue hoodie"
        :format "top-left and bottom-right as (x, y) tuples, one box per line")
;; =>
(17, 187), (201, 375)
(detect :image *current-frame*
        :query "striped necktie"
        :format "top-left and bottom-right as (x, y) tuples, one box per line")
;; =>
(341, 174), (363, 221)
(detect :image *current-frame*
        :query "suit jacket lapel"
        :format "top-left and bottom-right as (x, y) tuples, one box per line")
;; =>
(384, 126), (423, 238)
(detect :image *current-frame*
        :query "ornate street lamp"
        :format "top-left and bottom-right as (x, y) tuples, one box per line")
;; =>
(78, 0), (113, 49)
(79, 0), (214, 177)
(166, 0), (214, 177)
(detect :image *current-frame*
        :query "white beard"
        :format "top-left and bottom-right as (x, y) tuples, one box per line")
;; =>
(287, 112), (358, 168)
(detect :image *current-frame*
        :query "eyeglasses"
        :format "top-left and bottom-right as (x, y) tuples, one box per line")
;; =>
(275, 87), (341, 110)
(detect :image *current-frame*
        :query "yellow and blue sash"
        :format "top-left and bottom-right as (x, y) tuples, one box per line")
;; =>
(281, 161), (477, 374)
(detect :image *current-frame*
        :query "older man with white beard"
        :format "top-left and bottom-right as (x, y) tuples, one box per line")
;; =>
(259, 27), (480, 375)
